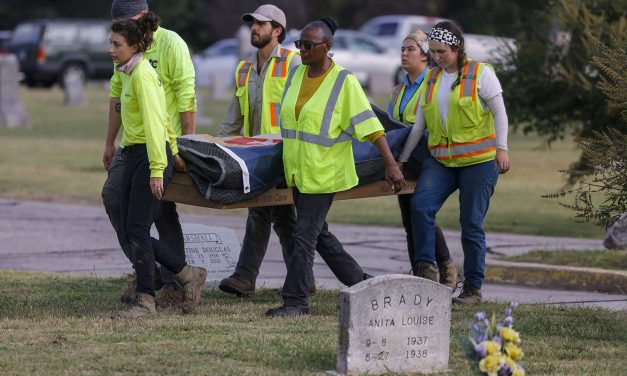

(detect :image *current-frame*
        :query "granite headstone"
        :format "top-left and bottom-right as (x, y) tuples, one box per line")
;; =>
(0, 54), (30, 128)
(152, 223), (240, 286)
(604, 212), (627, 250)
(334, 274), (451, 375)
(63, 68), (85, 106)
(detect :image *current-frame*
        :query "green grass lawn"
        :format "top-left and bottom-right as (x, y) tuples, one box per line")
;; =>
(0, 85), (602, 238)
(503, 249), (627, 270)
(0, 271), (625, 375)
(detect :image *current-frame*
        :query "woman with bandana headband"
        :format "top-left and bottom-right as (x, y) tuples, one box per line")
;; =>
(398, 21), (510, 305)
(388, 30), (456, 290)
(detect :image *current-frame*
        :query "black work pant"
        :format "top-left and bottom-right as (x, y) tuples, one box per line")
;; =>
(102, 148), (185, 285)
(118, 144), (185, 295)
(235, 205), (296, 282)
(282, 189), (364, 307)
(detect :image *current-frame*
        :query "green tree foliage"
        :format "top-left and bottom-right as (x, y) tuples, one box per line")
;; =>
(544, 35), (627, 227)
(499, 0), (626, 143)
(0, 0), (110, 28)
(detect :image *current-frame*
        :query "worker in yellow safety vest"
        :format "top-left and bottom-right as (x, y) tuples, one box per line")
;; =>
(218, 4), (319, 298)
(398, 21), (510, 305)
(388, 29), (456, 290)
(265, 17), (405, 317)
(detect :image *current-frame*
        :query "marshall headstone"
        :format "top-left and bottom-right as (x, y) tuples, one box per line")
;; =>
(152, 223), (240, 286)
(333, 274), (451, 375)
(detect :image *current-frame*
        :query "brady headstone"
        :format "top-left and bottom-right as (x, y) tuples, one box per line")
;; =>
(152, 223), (240, 286)
(333, 274), (451, 375)
(0, 54), (30, 129)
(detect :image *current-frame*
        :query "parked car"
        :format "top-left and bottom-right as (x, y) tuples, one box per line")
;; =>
(283, 29), (401, 88)
(9, 19), (113, 87)
(194, 29), (405, 90)
(193, 38), (238, 88)
(360, 15), (516, 69)
(0, 30), (12, 55)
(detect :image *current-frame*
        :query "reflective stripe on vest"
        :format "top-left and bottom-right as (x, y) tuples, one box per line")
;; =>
(429, 134), (496, 160)
(271, 48), (291, 77)
(236, 62), (252, 88)
(460, 60), (480, 99)
(424, 68), (441, 104)
(280, 70), (376, 147)
(390, 84), (405, 121)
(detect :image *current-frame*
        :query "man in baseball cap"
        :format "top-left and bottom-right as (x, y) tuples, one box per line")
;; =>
(218, 5), (318, 299)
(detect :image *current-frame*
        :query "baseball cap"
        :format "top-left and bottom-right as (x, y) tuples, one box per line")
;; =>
(242, 4), (286, 29)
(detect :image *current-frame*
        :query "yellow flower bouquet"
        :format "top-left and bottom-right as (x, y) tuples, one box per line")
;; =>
(466, 303), (526, 376)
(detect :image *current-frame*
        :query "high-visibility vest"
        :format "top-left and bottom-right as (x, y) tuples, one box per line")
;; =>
(388, 80), (423, 125)
(421, 60), (497, 167)
(280, 63), (384, 194)
(235, 47), (296, 136)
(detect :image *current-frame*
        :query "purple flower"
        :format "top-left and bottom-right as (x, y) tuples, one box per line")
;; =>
(498, 362), (513, 376)
(504, 316), (514, 327)
(475, 312), (487, 321)
(476, 334), (485, 343)
(493, 336), (503, 346)
(505, 308), (512, 317)
(510, 302), (518, 309)
(474, 323), (481, 331)
(475, 342), (488, 358)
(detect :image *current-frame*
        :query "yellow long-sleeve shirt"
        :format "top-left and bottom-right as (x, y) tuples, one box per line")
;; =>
(110, 27), (196, 137)
(118, 58), (178, 178)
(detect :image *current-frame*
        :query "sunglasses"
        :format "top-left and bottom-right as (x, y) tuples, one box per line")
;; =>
(294, 40), (326, 51)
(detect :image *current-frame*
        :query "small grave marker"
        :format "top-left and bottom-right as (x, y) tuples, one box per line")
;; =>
(331, 274), (451, 375)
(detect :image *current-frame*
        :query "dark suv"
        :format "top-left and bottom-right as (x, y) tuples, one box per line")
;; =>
(9, 19), (113, 87)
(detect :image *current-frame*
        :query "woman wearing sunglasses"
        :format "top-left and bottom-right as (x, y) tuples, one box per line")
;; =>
(266, 17), (405, 317)
(388, 30), (456, 289)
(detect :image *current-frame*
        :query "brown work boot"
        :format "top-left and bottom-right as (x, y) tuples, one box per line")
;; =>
(120, 268), (163, 304)
(438, 259), (458, 290)
(220, 273), (255, 297)
(155, 284), (183, 308)
(412, 262), (439, 283)
(175, 265), (207, 314)
(453, 281), (482, 305)
(120, 272), (137, 304)
(112, 293), (156, 319)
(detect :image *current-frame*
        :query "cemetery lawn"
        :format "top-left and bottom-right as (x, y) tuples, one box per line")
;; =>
(0, 86), (602, 238)
(503, 249), (627, 270)
(1, 271), (625, 375)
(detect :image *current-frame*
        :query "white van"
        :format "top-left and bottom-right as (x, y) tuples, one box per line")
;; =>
(360, 15), (516, 69)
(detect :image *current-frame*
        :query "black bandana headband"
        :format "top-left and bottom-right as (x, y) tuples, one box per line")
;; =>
(428, 27), (461, 47)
